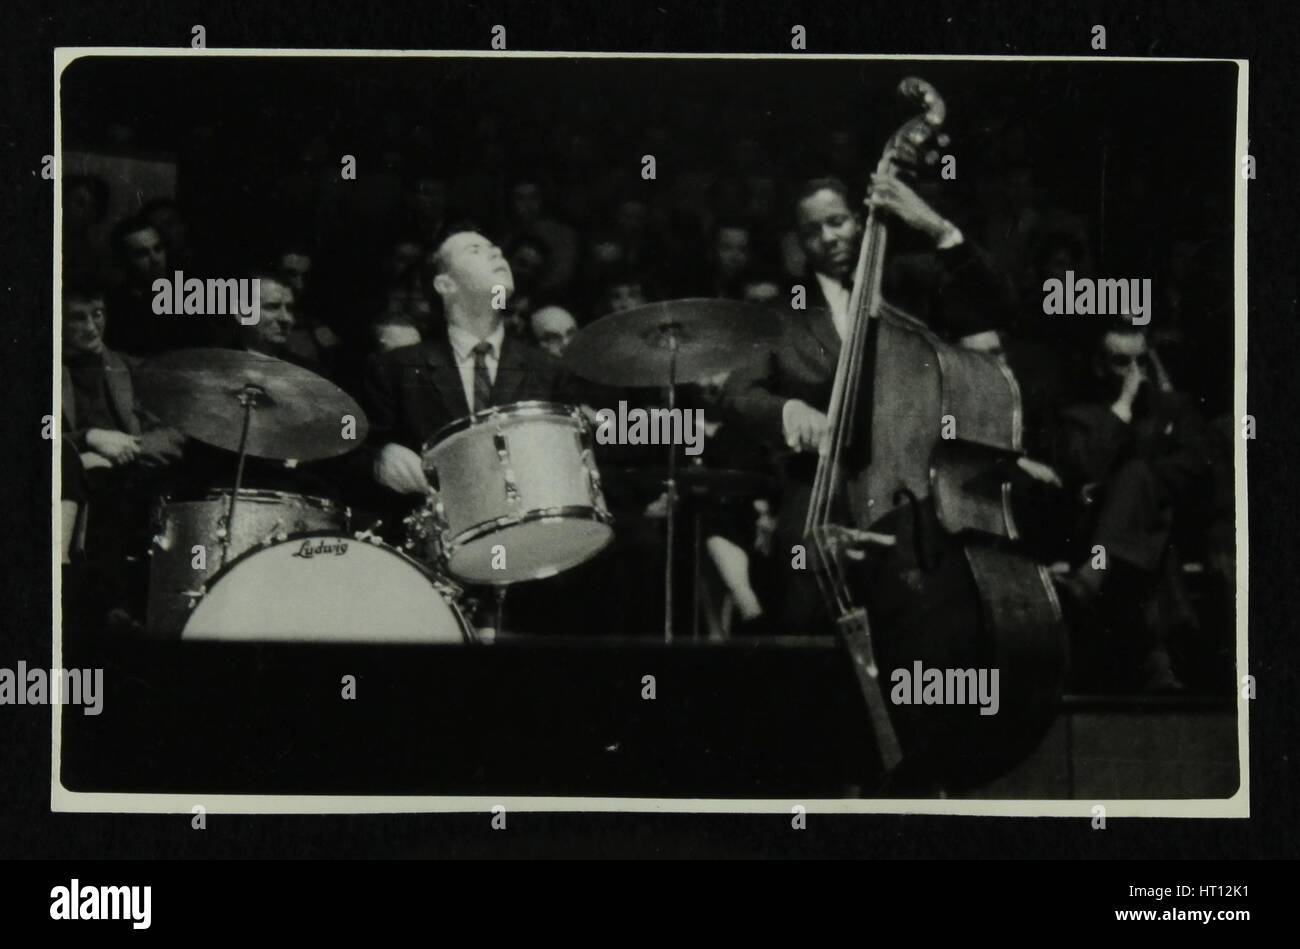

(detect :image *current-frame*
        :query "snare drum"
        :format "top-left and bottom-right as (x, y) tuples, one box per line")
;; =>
(147, 490), (348, 636)
(421, 401), (614, 584)
(180, 533), (472, 644)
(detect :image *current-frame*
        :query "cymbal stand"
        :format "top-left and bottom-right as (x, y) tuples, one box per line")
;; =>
(220, 384), (265, 568)
(662, 328), (680, 643)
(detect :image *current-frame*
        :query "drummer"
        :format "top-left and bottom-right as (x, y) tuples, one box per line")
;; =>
(363, 224), (571, 499)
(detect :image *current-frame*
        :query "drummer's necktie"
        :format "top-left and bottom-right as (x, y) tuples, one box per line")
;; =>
(471, 341), (494, 412)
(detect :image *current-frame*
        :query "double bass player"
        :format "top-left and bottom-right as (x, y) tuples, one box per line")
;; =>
(722, 171), (1013, 635)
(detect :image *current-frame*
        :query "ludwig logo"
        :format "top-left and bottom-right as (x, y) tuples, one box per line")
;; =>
(292, 539), (349, 559)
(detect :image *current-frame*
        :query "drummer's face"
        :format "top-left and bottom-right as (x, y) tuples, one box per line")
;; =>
(436, 232), (515, 299)
(796, 189), (861, 279)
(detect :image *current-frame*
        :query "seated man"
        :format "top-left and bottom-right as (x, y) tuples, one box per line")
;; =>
(272, 242), (343, 373)
(63, 283), (185, 480)
(61, 282), (185, 623)
(177, 273), (350, 498)
(229, 271), (313, 366)
(104, 214), (211, 355)
(1052, 321), (1213, 690)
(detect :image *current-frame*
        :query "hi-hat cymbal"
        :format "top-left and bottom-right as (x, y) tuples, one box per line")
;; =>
(563, 298), (781, 387)
(134, 348), (368, 461)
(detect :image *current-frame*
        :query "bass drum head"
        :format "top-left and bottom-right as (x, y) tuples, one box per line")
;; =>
(181, 534), (469, 644)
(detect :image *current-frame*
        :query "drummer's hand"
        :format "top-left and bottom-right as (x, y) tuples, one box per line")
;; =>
(1016, 457), (1064, 489)
(643, 492), (668, 519)
(374, 443), (430, 495)
(782, 399), (829, 454)
(84, 428), (140, 465)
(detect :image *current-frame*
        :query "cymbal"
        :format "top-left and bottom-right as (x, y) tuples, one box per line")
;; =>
(563, 298), (781, 386)
(607, 466), (776, 498)
(134, 348), (369, 461)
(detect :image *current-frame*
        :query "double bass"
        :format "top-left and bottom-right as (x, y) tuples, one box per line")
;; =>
(808, 78), (1068, 791)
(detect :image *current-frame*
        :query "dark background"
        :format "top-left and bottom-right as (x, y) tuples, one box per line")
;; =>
(0, 0), (1295, 860)
(57, 54), (1238, 409)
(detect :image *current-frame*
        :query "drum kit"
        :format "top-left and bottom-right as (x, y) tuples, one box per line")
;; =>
(132, 298), (780, 644)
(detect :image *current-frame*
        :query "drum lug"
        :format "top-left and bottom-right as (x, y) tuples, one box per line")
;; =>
(584, 451), (609, 516)
(493, 430), (522, 508)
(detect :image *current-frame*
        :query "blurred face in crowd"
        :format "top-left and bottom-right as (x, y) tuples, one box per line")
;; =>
(511, 183), (544, 224)
(1042, 246), (1076, 285)
(607, 282), (645, 313)
(590, 237), (624, 266)
(120, 226), (168, 284)
(747, 175), (777, 221)
(145, 204), (189, 255)
(278, 253), (312, 296)
(383, 241), (424, 282)
(432, 232), (514, 308)
(715, 226), (751, 280)
(530, 306), (577, 358)
(742, 279), (781, 304)
(245, 279), (295, 352)
(796, 188), (861, 280)
(63, 295), (108, 358)
(508, 242), (547, 286)
(1037, 239), (1082, 286)
(65, 180), (105, 229)
(616, 199), (649, 237)
(383, 286), (432, 337)
(1099, 330), (1149, 378)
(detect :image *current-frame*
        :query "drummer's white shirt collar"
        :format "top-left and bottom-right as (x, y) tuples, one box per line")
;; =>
(447, 321), (506, 407)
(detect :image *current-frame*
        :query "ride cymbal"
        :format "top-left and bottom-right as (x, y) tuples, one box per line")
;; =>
(134, 348), (368, 461)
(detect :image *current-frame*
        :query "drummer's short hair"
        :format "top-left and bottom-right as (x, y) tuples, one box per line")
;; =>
(427, 219), (487, 277)
(792, 176), (852, 217)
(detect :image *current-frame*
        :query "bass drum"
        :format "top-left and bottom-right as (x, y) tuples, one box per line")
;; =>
(148, 490), (348, 637)
(181, 533), (472, 644)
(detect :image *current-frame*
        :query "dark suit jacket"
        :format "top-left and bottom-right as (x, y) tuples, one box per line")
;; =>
(362, 329), (571, 453)
(1054, 389), (1211, 503)
(721, 239), (1012, 545)
(62, 348), (174, 444)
